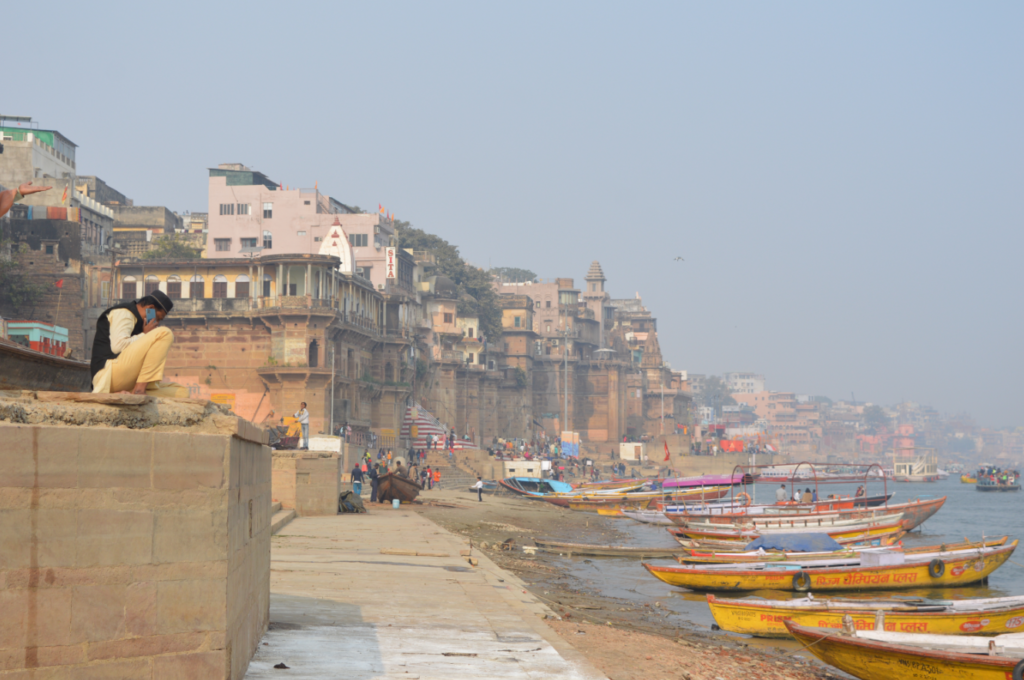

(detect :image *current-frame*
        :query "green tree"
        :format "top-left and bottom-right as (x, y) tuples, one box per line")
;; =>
(697, 376), (737, 417)
(862, 405), (889, 433)
(395, 220), (503, 340)
(489, 267), (537, 283)
(141, 234), (202, 260)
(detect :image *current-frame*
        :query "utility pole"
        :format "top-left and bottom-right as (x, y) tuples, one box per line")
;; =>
(330, 341), (335, 438)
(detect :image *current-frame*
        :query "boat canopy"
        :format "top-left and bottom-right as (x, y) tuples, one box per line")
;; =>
(744, 533), (844, 553)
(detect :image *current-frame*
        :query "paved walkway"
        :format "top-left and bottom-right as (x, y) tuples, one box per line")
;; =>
(246, 505), (607, 679)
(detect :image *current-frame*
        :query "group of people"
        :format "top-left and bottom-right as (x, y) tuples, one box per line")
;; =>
(350, 455), (443, 504)
(774, 483), (869, 504)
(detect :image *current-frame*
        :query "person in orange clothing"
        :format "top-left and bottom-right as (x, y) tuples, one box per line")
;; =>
(433, 469), (441, 488)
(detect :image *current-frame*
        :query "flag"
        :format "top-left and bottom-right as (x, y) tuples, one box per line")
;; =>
(55, 279), (64, 289)
(663, 441), (670, 462)
(314, 181), (318, 190)
(379, 204), (384, 214)
(61, 185), (68, 205)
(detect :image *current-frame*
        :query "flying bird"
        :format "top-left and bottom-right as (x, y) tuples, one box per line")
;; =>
(673, 257), (685, 261)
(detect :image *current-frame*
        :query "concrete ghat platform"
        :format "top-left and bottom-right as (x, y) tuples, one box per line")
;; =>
(246, 508), (606, 680)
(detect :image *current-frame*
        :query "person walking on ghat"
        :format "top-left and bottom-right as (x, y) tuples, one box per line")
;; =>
(90, 290), (187, 397)
(472, 476), (484, 502)
(351, 463), (364, 497)
(294, 402), (310, 450)
(368, 466), (380, 503)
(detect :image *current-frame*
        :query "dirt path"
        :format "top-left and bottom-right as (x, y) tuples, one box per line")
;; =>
(410, 488), (847, 680)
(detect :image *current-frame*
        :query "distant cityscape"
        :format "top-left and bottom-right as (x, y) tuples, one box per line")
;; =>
(0, 116), (1018, 470)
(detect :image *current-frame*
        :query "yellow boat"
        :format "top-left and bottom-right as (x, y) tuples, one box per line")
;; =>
(962, 475), (978, 484)
(643, 540), (1018, 592)
(708, 593), (1024, 638)
(680, 537), (1009, 564)
(785, 621), (1024, 680)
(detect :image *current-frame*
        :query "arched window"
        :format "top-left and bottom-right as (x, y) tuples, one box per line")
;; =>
(212, 275), (228, 299)
(235, 275), (250, 299)
(166, 275), (182, 299)
(190, 275), (204, 299)
(384, 362), (393, 382)
(308, 339), (319, 368)
(145, 275), (160, 296)
(263, 230), (272, 249)
(262, 274), (272, 298)
(121, 276), (137, 300)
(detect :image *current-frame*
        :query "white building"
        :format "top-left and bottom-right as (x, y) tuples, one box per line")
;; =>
(724, 372), (766, 394)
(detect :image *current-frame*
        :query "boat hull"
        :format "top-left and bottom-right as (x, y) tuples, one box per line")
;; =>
(643, 541), (1017, 592)
(0, 339), (92, 392)
(533, 539), (685, 558)
(894, 474), (940, 482)
(785, 621), (1021, 680)
(976, 483), (1021, 492)
(377, 472), (423, 503)
(708, 594), (1024, 638)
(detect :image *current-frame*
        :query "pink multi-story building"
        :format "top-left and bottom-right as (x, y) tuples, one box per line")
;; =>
(204, 163), (415, 295)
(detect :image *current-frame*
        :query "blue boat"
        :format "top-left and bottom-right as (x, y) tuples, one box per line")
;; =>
(498, 477), (575, 498)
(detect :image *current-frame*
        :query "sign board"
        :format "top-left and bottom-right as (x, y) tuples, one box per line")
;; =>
(210, 393), (236, 411)
(385, 247), (397, 279)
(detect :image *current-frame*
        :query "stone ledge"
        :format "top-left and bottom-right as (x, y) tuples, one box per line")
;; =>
(0, 391), (267, 445)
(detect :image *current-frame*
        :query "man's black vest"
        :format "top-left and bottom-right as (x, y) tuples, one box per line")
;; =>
(90, 301), (145, 378)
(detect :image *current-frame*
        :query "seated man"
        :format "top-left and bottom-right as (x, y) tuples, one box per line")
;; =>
(90, 291), (187, 396)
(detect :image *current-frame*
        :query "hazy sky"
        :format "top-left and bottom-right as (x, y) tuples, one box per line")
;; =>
(11, 2), (1022, 426)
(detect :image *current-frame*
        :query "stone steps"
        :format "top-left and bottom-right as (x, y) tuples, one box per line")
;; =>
(271, 508), (296, 535)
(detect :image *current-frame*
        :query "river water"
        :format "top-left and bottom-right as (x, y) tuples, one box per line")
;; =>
(548, 476), (1023, 653)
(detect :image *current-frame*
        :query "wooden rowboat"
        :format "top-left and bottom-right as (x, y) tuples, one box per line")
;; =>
(642, 540), (1018, 592)
(672, 518), (907, 544)
(532, 539), (686, 558)
(377, 472), (423, 503)
(679, 537), (1009, 564)
(785, 620), (1024, 680)
(709, 592), (1024, 638)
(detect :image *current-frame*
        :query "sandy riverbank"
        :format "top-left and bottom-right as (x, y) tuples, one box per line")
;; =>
(410, 487), (846, 680)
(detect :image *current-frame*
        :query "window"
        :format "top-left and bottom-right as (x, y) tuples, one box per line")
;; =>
(546, 325), (551, 333)
(219, 203), (235, 216)
(214, 238), (231, 252)
(304, 200), (311, 205)
(121, 276), (137, 299)
(166, 276), (182, 299)
(262, 202), (273, 219)
(235, 275), (250, 299)
(314, 236), (322, 242)
(467, 327), (474, 337)
(240, 237), (257, 248)
(262, 275), (271, 297)
(263, 230), (272, 249)
(545, 300), (551, 308)
(45, 244), (54, 254)
(101, 281), (110, 304)
(212, 275), (228, 299)
(443, 312), (453, 324)
(145, 275), (160, 296)
(288, 283), (297, 296)
(535, 301), (540, 308)
(514, 316), (521, 328)
(190, 275), (204, 299)
(467, 353), (474, 363)
(297, 231), (306, 236)
(237, 203), (250, 215)
(349, 233), (368, 247)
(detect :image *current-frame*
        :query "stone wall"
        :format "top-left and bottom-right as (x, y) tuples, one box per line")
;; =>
(0, 219), (85, 355)
(271, 452), (340, 516)
(0, 393), (271, 679)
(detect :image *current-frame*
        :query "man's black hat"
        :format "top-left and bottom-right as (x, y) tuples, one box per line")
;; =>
(149, 289), (174, 314)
